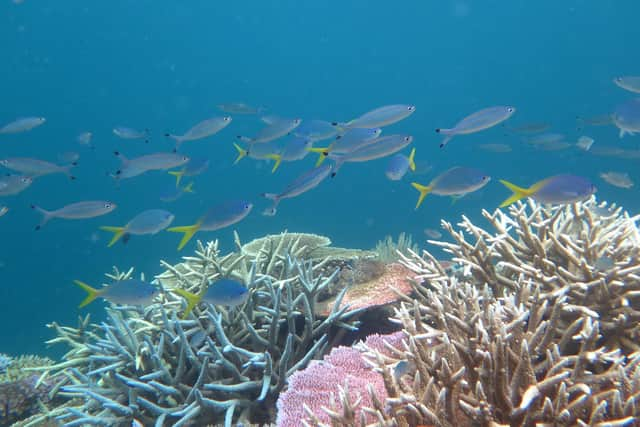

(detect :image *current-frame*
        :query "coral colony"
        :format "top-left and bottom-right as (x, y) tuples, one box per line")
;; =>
(4, 197), (640, 426)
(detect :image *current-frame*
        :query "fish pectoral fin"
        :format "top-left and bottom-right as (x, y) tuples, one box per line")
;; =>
(171, 288), (202, 319)
(99, 226), (126, 247)
(498, 179), (534, 208)
(166, 223), (201, 251)
(73, 280), (101, 308)
(411, 182), (432, 209)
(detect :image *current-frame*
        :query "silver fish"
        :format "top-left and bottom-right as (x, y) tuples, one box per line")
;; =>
(114, 152), (190, 179)
(412, 167), (491, 208)
(437, 106), (516, 148)
(0, 157), (76, 179)
(613, 76), (640, 94)
(217, 102), (266, 114)
(166, 116), (232, 149)
(32, 200), (117, 229)
(113, 127), (149, 142)
(293, 120), (338, 141)
(262, 164), (333, 216)
(0, 117), (46, 134)
(0, 175), (33, 196)
(239, 116), (302, 144)
(336, 105), (416, 129)
(599, 171), (634, 189)
(330, 135), (413, 175)
(100, 209), (175, 246)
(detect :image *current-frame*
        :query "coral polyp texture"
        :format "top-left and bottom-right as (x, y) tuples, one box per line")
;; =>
(39, 234), (365, 426)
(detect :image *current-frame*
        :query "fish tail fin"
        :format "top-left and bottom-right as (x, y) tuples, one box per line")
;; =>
(330, 158), (344, 178)
(99, 226), (126, 247)
(410, 182), (433, 209)
(63, 163), (78, 180)
(183, 182), (195, 193)
(113, 151), (128, 165)
(168, 170), (184, 187)
(31, 204), (53, 230)
(265, 154), (282, 173)
(498, 180), (533, 208)
(408, 147), (416, 172)
(166, 222), (201, 250)
(73, 280), (102, 308)
(233, 143), (248, 165)
(308, 147), (330, 167)
(172, 288), (202, 319)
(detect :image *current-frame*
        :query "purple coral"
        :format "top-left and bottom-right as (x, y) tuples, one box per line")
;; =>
(276, 332), (405, 426)
(0, 373), (54, 427)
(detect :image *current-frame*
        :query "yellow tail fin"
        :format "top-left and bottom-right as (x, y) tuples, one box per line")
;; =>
(166, 223), (201, 250)
(168, 170), (184, 187)
(171, 288), (202, 319)
(233, 143), (248, 165)
(73, 280), (103, 308)
(183, 182), (194, 193)
(265, 154), (282, 173)
(411, 182), (433, 209)
(498, 180), (534, 208)
(308, 147), (330, 167)
(408, 148), (416, 172)
(99, 226), (126, 247)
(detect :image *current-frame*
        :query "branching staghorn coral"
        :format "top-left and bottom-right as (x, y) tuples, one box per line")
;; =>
(42, 238), (362, 426)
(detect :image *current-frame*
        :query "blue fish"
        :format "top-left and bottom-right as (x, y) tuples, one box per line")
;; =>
(499, 174), (597, 207)
(172, 279), (249, 318)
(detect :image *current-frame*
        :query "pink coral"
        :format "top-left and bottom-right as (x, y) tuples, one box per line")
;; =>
(276, 332), (405, 426)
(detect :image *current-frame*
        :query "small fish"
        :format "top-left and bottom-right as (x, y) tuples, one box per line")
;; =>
(262, 164), (333, 216)
(172, 279), (249, 319)
(525, 133), (565, 146)
(73, 279), (159, 308)
(77, 132), (93, 148)
(232, 142), (280, 167)
(168, 157), (210, 186)
(58, 151), (80, 164)
(424, 228), (442, 239)
(167, 200), (253, 250)
(437, 106), (516, 148)
(612, 98), (640, 138)
(385, 148), (416, 181)
(335, 105), (416, 129)
(330, 135), (414, 176)
(113, 127), (149, 142)
(310, 128), (382, 166)
(576, 114), (613, 127)
(100, 209), (175, 247)
(506, 122), (550, 134)
(293, 120), (338, 141)
(411, 167), (491, 209)
(32, 201), (117, 230)
(478, 143), (512, 153)
(0, 117), (46, 134)
(265, 137), (314, 173)
(0, 157), (76, 179)
(160, 181), (194, 202)
(0, 206), (8, 217)
(238, 116), (302, 144)
(498, 175), (597, 207)
(613, 76), (640, 94)
(166, 116), (232, 149)
(0, 175), (33, 196)
(217, 102), (265, 115)
(599, 171), (634, 189)
(113, 152), (190, 179)
(576, 136), (594, 151)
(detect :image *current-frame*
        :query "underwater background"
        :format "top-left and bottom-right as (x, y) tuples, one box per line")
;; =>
(1, 0), (639, 358)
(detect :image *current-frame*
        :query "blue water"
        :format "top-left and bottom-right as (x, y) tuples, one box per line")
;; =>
(1, 1), (639, 356)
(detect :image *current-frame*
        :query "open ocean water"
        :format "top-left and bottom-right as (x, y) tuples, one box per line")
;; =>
(0, 0), (639, 357)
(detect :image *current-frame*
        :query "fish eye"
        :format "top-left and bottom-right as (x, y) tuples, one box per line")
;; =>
(224, 117), (230, 121)
(105, 203), (112, 209)
(507, 107), (514, 113)
(404, 136), (411, 141)
(408, 106), (415, 111)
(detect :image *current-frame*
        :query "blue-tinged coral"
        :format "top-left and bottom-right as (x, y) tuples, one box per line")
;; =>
(40, 235), (363, 426)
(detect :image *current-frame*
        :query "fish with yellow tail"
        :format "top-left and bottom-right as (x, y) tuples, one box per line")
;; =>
(166, 200), (253, 250)
(232, 142), (281, 171)
(498, 174), (596, 208)
(100, 209), (174, 247)
(73, 279), (159, 308)
(171, 279), (249, 319)
(385, 148), (416, 181)
(411, 167), (490, 209)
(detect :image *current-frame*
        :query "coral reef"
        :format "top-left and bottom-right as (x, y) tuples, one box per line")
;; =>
(40, 237), (363, 426)
(374, 232), (418, 263)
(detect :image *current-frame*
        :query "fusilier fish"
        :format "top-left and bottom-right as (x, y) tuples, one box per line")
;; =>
(100, 209), (175, 246)
(217, 102), (265, 114)
(599, 172), (634, 189)
(113, 152), (190, 179)
(329, 135), (413, 176)
(385, 148), (416, 181)
(168, 157), (210, 186)
(294, 120), (338, 141)
(0, 117), (46, 134)
(334, 105), (415, 129)
(437, 106), (516, 148)
(0, 175), (33, 196)
(73, 279), (159, 308)
(613, 76), (640, 94)
(172, 279), (249, 319)
(113, 126), (149, 142)
(167, 200), (253, 250)
(166, 116), (232, 149)
(32, 200), (117, 230)
(264, 137), (314, 173)
(262, 164), (333, 216)
(238, 116), (302, 144)
(411, 167), (491, 209)
(0, 157), (77, 179)
(498, 175), (597, 207)
(311, 127), (382, 166)
(232, 142), (280, 168)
